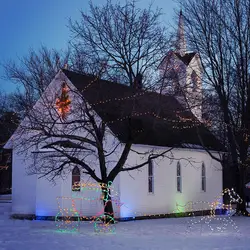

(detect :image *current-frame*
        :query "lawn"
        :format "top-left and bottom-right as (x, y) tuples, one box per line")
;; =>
(0, 202), (250, 250)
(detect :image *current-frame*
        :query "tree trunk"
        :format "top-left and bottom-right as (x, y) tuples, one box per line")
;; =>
(101, 186), (115, 224)
(235, 166), (249, 216)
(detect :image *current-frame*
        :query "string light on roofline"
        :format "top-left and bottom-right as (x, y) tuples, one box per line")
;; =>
(105, 111), (202, 130)
(63, 73), (204, 121)
(53, 78), (206, 132)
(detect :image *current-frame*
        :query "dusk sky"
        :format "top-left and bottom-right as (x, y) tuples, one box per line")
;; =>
(0, 0), (178, 93)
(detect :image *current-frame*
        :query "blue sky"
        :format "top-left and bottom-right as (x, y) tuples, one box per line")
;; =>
(0, 0), (178, 93)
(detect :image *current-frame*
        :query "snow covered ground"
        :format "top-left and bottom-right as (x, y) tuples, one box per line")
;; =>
(1, 202), (250, 250)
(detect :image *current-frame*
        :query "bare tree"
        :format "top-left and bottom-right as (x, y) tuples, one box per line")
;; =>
(4, 0), (212, 222)
(3, 46), (71, 117)
(0, 107), (19, 194)
(3, 0), (176, 222)
(0, 93), (11, 115)
(180, 0), (250, 215)
(69, 0), (169, 88)
(13, 70), (197, 221)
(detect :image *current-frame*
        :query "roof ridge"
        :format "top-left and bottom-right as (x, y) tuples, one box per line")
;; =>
(62, 68), (128, 88)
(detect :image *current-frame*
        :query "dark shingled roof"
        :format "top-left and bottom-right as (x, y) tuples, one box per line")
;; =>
(175, 52), (196, 65)
(62, 69), (223, 151)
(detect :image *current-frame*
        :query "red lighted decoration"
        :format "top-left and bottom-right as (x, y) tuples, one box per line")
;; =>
(56, 82), (71, 119)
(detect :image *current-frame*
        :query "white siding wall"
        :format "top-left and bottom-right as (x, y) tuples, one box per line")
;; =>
(11, 142), (222, 218)
(119, 145), (222, 218)
(35, 177), (62, 216)
(33, 147), (122, 217)
(12, 149), (36, 214)
(10, 70), (123, 218)
(9, 70), (222, 218)
(35, 144), (122, 217)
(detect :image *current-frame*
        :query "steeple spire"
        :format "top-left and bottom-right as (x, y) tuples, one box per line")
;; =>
(176, 10), (186, 56)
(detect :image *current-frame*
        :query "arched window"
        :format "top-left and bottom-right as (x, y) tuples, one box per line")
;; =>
(202, 163), (206, 192)
(148, 159), (154, 193)
(191, 71), (198, 92)
(177, 161), (182, 192)
(72, 166), (80, 191)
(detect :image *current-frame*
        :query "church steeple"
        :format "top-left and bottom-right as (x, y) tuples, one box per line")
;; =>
(158, 10), (202, 122)
(176, 10), (186, 56)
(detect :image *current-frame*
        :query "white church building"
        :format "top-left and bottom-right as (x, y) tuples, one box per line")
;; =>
(5, 12), (224, 220)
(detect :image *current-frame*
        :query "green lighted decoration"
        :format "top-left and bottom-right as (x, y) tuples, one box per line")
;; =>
(55, 182), (120, 234)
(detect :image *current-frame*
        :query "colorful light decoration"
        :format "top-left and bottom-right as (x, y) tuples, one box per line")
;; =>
(56, 82), (71, 120)
(55, 181), (121, 234)
(56, 182), (244, 235)
(55, 197), (81, 232)
(55, 209), (80, 232)
(94, 214), (116, 234)
(174, 188), (243, 235)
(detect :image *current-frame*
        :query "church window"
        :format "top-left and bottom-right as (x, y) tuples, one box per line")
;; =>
(148, 159), (154, 193)
(72, 166), (81, 191)
(177, 161), (182, 192)
(165, 70), (181, 95)
(191, 71), (198, 92)
(171, 70), (181, 95)
(201, 163), (206, 192)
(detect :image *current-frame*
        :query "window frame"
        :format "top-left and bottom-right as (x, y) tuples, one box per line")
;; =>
(0, 149), (3, 162)
(191, 71), (198, 92)
(176, 161), (182, 193)
(201, 162), (206, 192)
(148, 159), (154, 194)
(72, 166), (81, 192)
